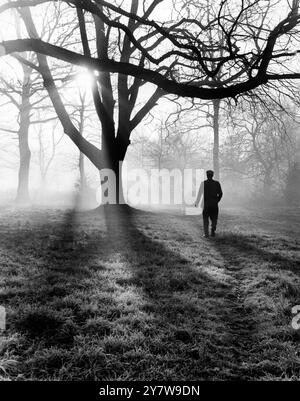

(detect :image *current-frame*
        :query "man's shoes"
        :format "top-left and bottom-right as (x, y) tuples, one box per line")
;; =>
(211, 229), (216, 237)
(203, 233), (209, 238)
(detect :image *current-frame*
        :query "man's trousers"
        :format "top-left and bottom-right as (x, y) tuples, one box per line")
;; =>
(202, 205), (219, 236)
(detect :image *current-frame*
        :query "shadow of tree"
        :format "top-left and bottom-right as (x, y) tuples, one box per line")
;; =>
(0, 207), (117, 348)
(88, 205), (234, 379)
(214, 232), (299, 272)
(3, 206), (296, 379)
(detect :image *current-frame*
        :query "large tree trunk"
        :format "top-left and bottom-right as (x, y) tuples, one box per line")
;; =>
(112, 158), (125, 205)
(16, 128), (31, 204)
(78, 97), (88, 193)
(101, 134), (129, 205)
(16, 65), (31, 205)
(212, 99), (221, 180)
(99, 159), (126, 206)
(78, 151), (98, 209)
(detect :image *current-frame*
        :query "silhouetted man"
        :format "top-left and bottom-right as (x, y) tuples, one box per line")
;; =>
(195, 170), (223, 237)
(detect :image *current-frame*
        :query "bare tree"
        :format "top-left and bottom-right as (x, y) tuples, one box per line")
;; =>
(130, 119), (205, 170)
(222, 97), (300, 198)
(35, 119), (63, 185)
(0, 61), (38, 204)
(0, 4), (71, 204)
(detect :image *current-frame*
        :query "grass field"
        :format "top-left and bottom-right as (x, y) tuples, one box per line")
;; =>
(0, 205), (299, 380)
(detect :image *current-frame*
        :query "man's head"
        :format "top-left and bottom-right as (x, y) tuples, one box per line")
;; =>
(206, 170), (214, 179)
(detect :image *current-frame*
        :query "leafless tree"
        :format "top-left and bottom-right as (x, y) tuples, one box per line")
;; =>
(0, 4), (72, 204)
(35, 119), (63, 185)
(222, 97), (300, 198)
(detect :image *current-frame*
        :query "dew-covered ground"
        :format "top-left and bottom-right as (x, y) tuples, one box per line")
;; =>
(0, 205), (299, 380)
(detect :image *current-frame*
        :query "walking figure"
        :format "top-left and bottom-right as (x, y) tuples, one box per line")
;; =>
(195, 170), (223, 237)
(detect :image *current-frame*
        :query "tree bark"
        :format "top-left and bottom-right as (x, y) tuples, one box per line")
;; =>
(16, 64), (32, 205)
(101, 134), (129, 205)
(78, 151), (85, 187)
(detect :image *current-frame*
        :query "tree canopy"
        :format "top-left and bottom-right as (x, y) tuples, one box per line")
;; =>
(1, 0), (300, 100)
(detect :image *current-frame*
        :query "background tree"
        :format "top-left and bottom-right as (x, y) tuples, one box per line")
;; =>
(0, 4), (72, 204)
(285, 162), (300, 205)
(0, 61), (58, 204)
(35, 120), (63, 187)
(221, 97), (300, 202)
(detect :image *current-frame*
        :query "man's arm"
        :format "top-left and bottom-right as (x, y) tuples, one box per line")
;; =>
(195, 181), (204, 207)
(217, 182), (223, 202)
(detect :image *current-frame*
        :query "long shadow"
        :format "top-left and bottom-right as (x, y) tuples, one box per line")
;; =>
(89, 205), (223, 317)
(214, 232), (300, 272)
(86, 206), (234, 379)
(0, 205), (118, 351)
